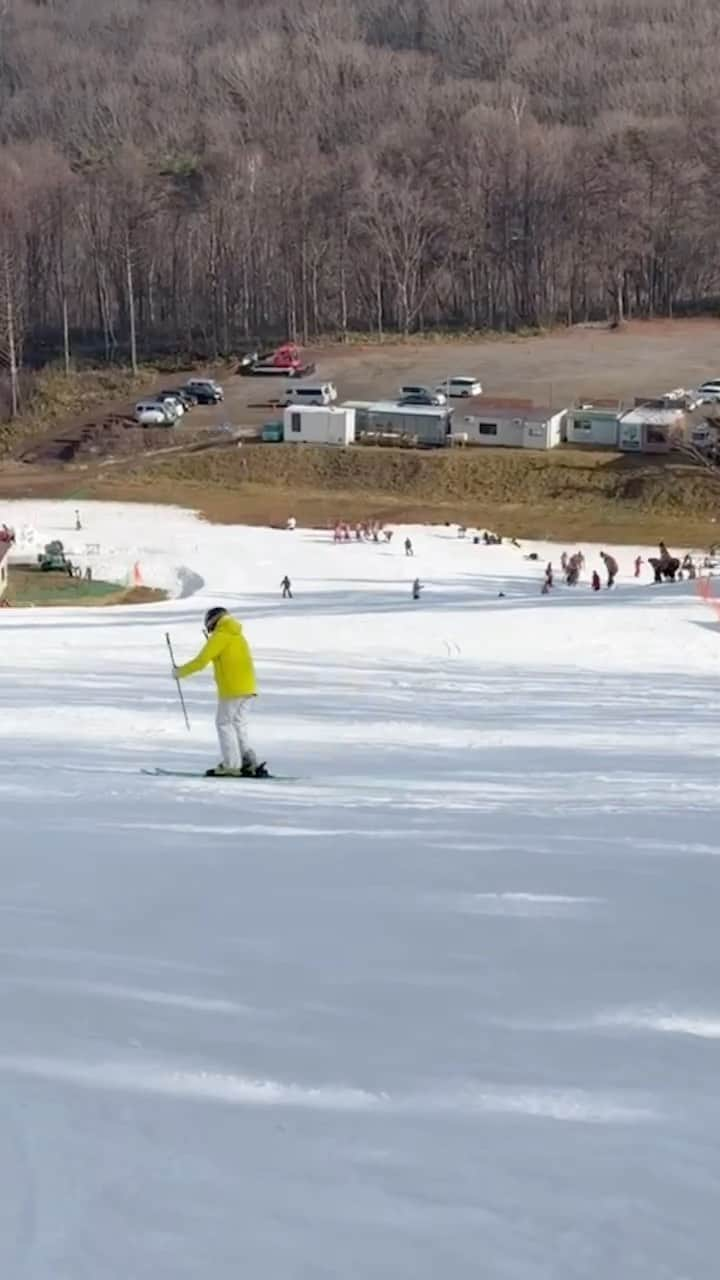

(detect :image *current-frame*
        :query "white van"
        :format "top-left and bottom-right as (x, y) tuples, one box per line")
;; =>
(285, 380), (338, 407)
(435, 376), (482, 398)
(134, 400), (177, 426)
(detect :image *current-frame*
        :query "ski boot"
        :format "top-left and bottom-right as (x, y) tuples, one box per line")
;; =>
(240, 757), (269, 778)
(205, 763), (242, 777)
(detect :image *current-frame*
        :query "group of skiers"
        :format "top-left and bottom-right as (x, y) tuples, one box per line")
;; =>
(541, 542), (697, 594)
(332, 521), (393, 544)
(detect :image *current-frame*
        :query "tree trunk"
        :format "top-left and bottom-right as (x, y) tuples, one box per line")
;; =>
(62, 293), (70, 375)
(125, 236), (138, 374)
(6, 265), (18, 418)
(339, 254), (348, 340)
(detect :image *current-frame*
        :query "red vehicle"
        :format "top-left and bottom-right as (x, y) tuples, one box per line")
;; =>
(239, 343), (315, 378)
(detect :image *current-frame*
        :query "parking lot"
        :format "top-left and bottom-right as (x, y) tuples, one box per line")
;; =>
(10, 317), (720, 470)
(186, 317), (720, 435)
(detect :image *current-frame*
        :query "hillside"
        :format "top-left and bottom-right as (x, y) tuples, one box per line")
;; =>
(1, 0), (720, 416)
(114, 444), (720, 544)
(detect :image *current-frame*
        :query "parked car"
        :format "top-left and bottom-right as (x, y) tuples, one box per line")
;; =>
(158, 388), (195, 410)
(184, 378), (224, 404)
(399, 391), (447, 407)
(399, 384), (447, 404)
(155, 391), (186, 416)
(436, 376), (482, 398)
(285, 380), (338, 406)
(697, 381), (720, 402)
(134, 400), (178, 426)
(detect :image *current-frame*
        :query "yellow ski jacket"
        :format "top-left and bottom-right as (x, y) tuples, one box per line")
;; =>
(176, 615), (257, 698)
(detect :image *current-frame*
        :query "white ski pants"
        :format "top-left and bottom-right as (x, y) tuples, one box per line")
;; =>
(215, 696), (256, 770)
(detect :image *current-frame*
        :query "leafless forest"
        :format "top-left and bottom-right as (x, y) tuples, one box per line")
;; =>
(1, 0), (719, 386)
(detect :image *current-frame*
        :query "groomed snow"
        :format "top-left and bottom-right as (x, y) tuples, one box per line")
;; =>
(1, 500), (720, 1279)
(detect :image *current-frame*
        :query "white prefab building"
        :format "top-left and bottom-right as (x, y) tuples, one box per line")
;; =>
(617, 405), (686, 453)
(283, 405), (355, 446)
(460, 404), (566, 449)
(566, 403), (621, 447)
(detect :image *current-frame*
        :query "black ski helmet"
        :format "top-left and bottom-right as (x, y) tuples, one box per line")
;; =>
(203, 606), (227, 635)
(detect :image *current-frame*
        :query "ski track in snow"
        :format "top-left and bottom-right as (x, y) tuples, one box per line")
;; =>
(2, 500), (720, 1279)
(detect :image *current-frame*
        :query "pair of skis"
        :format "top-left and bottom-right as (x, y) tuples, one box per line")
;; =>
(142, 767), (294, 781)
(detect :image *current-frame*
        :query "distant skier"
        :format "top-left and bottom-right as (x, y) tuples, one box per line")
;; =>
(600, 551), (618, 588)
(412, 577), (422, 600)
(591, 570), (601, 591)
(634, 555), (643, 578)
(404, 537), (413, 557)
(560, 551), (568, 573)
(173, 607), (267, 778)
(286, 516), (296, 531)
(281, 575), (292, 599)
(682, 553), (697, 580)
(566, 553), (581, 586)
(544, 561), (553, 589)
(74, 509), (82, 531)
(648, 556), (663, 584)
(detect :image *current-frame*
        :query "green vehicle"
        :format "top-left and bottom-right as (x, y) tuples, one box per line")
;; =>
(261, 420), (284, 443)
(38, 539), (70, 572)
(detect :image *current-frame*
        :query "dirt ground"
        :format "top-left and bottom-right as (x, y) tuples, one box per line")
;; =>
(168, 317), (720, 430)
(10, 317), (720, 461)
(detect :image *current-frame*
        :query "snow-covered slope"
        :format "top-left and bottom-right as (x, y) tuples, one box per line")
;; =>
(1, 500), (719, 1280)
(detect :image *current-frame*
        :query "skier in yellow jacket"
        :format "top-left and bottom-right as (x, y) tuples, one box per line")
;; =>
(173, 607), (266, 777)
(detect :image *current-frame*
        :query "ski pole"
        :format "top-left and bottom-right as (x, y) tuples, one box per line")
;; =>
(165, 632), (190, 731)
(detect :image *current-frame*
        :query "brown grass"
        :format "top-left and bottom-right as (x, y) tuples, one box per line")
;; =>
(5, 565), (166, 607)
(102, 442), (720, 541)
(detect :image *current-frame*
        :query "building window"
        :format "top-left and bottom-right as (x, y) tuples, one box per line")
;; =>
(477, 423), (497, 436)
(291, 413), (301, 434)
(575, 420), (592, 432)
(646, 425), (666, 445)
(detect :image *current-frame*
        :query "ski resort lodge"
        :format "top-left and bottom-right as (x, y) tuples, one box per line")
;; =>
(566, 401), (622, 448)
(283, 405), (356, 446)
(458, 400), (566, 449)
(360, 401), (453, 447)
(617, 400), (687, 453)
